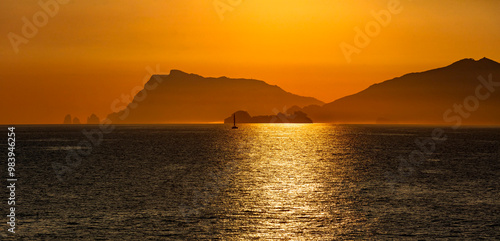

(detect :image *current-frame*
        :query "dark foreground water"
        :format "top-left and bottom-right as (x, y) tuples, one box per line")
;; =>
(1, 124), (499, 240)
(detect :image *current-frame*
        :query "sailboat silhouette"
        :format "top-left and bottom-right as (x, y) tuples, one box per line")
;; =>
(232, 113), (238, 129)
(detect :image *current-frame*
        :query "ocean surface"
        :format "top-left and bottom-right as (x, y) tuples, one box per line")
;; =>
(1, 124), (499, 240)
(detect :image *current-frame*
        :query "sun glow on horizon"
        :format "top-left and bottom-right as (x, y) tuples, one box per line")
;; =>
(1, 0), (500, 124)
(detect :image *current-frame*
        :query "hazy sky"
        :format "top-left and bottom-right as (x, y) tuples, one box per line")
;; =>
(1, 0), (500, 124)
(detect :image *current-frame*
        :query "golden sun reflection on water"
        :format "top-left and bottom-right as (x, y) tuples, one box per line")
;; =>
(222, 124), (367, 239)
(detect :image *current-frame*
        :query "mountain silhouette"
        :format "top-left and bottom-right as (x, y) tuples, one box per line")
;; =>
(105, 58), (500, 125)
(304, 57), (500, 124)
(107, 70), (323, 123)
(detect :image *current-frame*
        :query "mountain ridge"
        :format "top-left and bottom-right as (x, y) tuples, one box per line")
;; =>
(305, 57), (500, 124)
(107, 69), (324, 123)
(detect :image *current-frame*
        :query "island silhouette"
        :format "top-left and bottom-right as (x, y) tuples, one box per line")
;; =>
(101, 58), (500, 125)
(63, 114), (101, 125)
(223, 110), (313, 124)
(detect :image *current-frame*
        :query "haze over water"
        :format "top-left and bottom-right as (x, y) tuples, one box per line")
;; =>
(5, 124), (499, 239)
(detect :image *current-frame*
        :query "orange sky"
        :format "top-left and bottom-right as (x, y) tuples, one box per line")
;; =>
(1, 0), (500, 124)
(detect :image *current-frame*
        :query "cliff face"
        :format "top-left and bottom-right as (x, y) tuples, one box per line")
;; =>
(108, 70), (323, 124)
